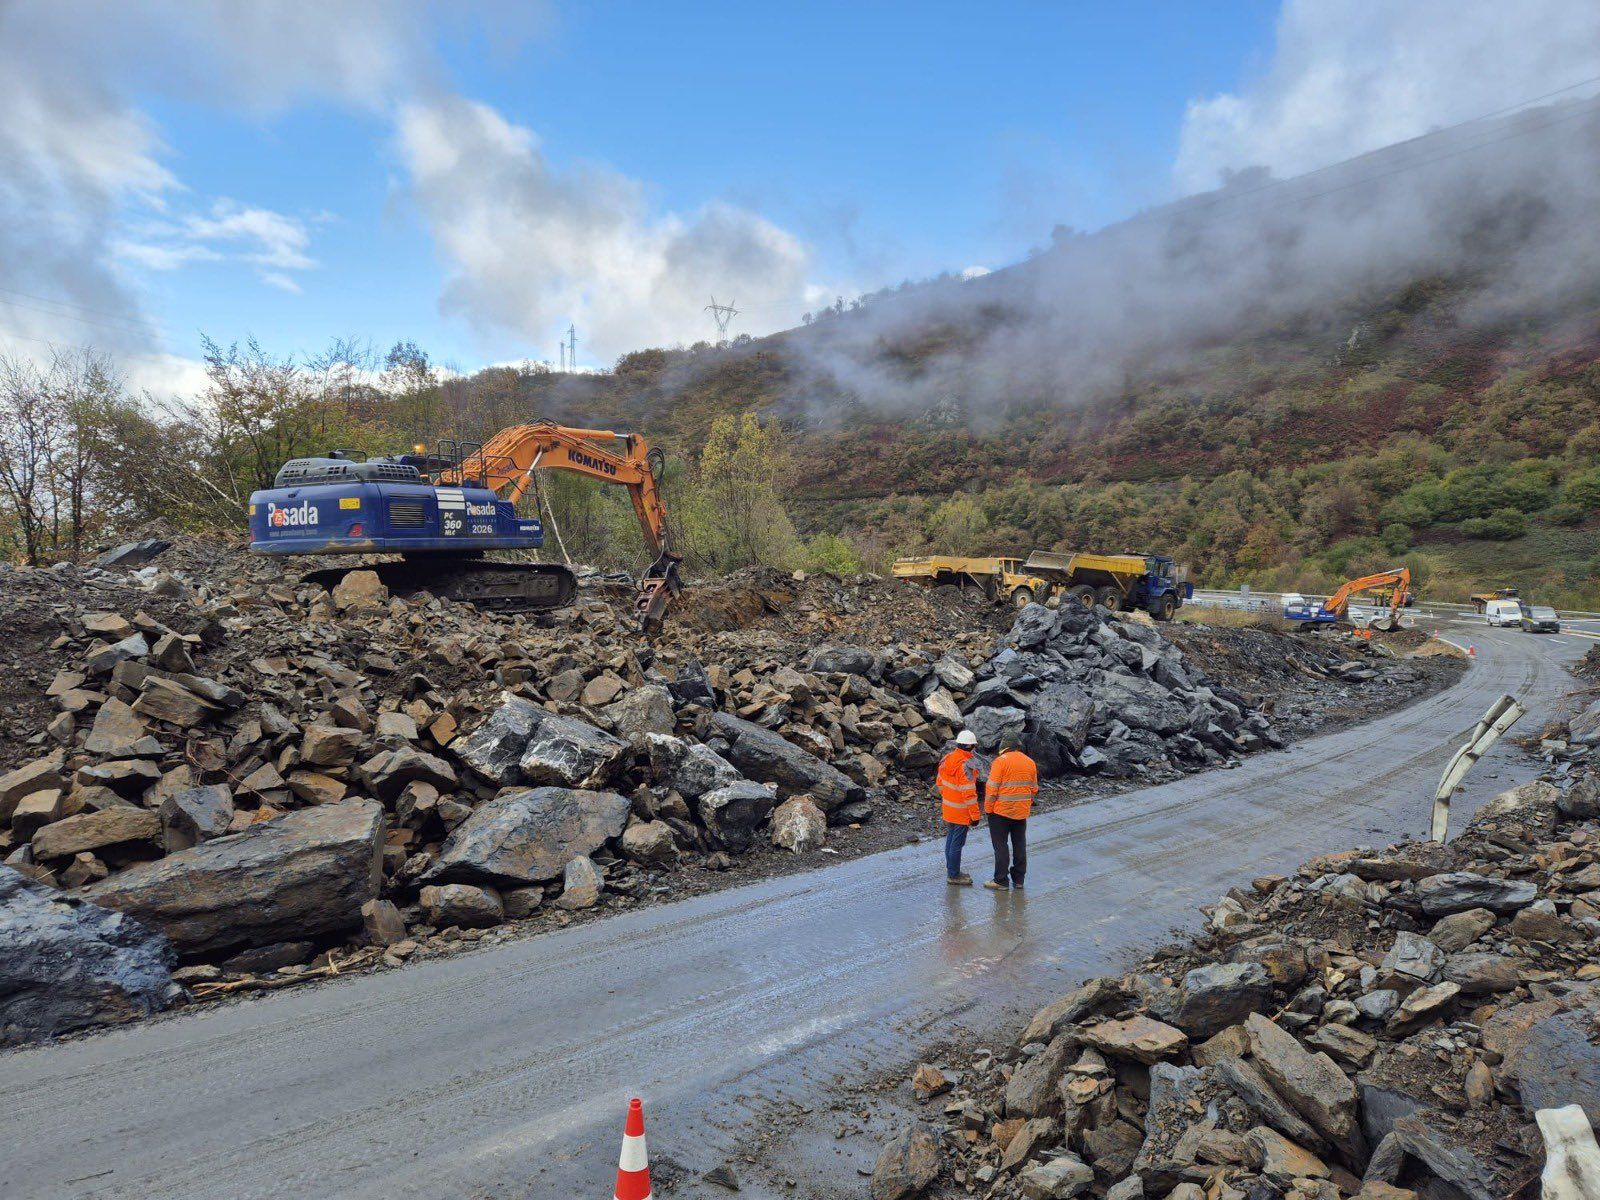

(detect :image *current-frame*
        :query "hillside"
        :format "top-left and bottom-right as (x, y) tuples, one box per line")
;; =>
(429, 270), (1600, 608)
(420, 97), (1600, 607)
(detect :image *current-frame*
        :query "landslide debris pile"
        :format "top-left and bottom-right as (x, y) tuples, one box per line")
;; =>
(871, 769), (1600, 1200)
(979, 603), (1285, 776)
(0, 538), (1433, 1043)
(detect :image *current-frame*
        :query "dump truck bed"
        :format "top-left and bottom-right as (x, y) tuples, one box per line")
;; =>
(1022, 550), (1148, 582)
(892, 555), (1015, 579)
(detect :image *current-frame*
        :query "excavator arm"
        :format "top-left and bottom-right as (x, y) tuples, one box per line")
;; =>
(1321, 567), (1411, 627)
(439, 422), (683, 632)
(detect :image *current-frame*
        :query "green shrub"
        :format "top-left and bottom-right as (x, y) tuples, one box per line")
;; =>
(1460, 508), (1527, 540)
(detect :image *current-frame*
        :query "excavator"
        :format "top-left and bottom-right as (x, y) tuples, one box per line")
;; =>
(247, 421), (683, 630)
(1284, 567), (1411, 632)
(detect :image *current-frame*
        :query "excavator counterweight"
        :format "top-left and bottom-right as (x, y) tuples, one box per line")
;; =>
(247, 422), (682, 631)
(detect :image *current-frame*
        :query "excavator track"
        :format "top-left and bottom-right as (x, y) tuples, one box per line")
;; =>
(302, 558), (578, 613)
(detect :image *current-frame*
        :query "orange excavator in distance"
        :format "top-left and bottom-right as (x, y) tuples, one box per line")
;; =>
(247, 421), (683, 631)
(1284, 567), (1411, 631)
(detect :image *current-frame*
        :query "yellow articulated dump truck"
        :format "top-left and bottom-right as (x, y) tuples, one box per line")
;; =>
(893, 550), (1193, 619)
(891, 556), (1055, 608)
(1021, 550), (1193, 620)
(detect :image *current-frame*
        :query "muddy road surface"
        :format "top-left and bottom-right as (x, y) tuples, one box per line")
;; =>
(0, 621), (1584, 1200)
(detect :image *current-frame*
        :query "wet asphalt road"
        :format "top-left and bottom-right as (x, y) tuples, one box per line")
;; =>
(0, 622), (1586, 1200)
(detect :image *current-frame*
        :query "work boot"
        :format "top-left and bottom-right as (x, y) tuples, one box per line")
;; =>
(947, 873), (972, 886)
(984, 879), (1007, 890)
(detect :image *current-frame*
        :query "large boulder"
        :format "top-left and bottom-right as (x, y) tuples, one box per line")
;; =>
(603, 685), (677, 739)
(1022, 976), (1129, 1044)
(1, 866), (175, 1045)
(453, 696), (543, 786)
(452, 696), (630, 788)
(94, 538), (171, 569)
(1093, 672), (1190, 736)
(1005, 603), (1060, 650)
(424, 787), (630, 887)
(1173, 961), (1273, 1038)
(699, 783), (778, 852)
(1481, 995), (1600, 1127)
(84, 800), (384, 954)
(359, 745), (457, 800)
(710, 713), (860, 812)
(770, 796), (827, 853)
(869, 1123), (942, 1200)
(809, 644), (879, 677)
(158, 784), (234, 852)
(1244, 1013), (1358, 1152)
(419, 883), (503, 928)
(1005, 1033), (1074, 1116)
(1416, 872), (1538, 915)
(621, 820), (678, 866)
(519, 712), (628, 789)
(1023, 682), (1095, 774)
(32, 806), (160, 860)
(965, 705), (1028, 752)
(0, 757), (65, 824)
(644, 733), (742, 799)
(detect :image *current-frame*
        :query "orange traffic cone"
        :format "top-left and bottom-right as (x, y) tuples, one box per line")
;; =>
(1468, 644), (1477, 658)
(614, 1098), (652, 1200)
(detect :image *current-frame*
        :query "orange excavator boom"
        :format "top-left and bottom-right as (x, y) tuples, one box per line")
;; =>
(1320, 567), (1411, 626)
(438, 421), (682, 631)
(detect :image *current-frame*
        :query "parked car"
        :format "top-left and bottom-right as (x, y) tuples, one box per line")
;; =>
(1484, 599), (1525, 627)
(1520, 605), (1561, 633)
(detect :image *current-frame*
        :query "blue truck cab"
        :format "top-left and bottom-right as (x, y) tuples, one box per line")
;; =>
(248, 454), (543, 556)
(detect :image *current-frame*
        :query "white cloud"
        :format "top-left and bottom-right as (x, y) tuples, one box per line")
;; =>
(122, 351), (212, 400)
(182, 202), (315, 270)
(396, 96), (822, 363)
(0, 0), (470, 358)
(1176, 0), (1600, 193)
(260, 272), (303, 294)
(960, 265), (991, 280)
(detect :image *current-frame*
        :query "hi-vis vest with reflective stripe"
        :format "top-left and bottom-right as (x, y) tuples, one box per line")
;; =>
(985, 749), (1039, 819)
(937, 749), (981, 825)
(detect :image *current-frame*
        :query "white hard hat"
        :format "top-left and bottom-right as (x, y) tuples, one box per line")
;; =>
(955, 730), (978, 747)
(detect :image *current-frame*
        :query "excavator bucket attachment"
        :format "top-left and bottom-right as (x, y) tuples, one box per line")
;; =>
(636, 551), (684, 636)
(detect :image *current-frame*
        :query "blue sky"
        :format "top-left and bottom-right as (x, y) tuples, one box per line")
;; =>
(68, 2), (1279, 375)
(2, 1), (1592, 389)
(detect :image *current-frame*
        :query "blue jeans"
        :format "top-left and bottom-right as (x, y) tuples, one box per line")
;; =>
(944, 822), (970, 878)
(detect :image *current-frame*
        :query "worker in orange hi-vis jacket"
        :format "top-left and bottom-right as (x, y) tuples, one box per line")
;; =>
(983, 733), (1038, 890)
(936, 730), (984, 885)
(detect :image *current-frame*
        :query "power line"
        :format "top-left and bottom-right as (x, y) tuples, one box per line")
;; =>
(0, 292), (162, 341)
(0, 284), (164, 335)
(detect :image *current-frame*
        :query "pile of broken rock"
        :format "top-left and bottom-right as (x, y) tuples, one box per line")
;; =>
(873, 770), (1600, 1200)
(0, 539), (1395, 1046)
(967, 603), (1284, 777)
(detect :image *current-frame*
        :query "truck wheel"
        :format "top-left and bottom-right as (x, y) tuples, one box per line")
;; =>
(1011, 586), (1035, 609)
(1151, 592), (1177, 621)
(1095, 585), (1122, 610)
(1066, 584), (1096, 609)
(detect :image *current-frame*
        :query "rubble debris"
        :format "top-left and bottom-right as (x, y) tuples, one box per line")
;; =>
(874, 761), (1600, 1200)
(0, 534), (1459, 1020)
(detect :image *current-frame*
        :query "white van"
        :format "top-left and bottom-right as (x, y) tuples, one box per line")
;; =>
(1484, 599), (1524, 627)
